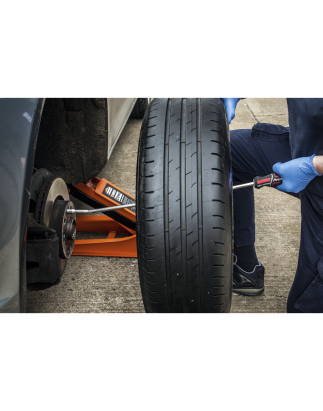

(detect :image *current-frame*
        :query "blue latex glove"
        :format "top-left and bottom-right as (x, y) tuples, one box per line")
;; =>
(273, 154), (322, 193)
(221, 98), (240, 124)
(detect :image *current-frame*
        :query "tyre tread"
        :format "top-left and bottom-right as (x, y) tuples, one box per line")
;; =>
(136, 98), (232, 313)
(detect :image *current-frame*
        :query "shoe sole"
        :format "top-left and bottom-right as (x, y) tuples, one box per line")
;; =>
(233, 287), (264, 296)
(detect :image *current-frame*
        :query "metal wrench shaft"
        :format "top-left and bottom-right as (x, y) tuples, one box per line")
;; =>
(66, 203), (136, 214)
(233, 182), (254, 190)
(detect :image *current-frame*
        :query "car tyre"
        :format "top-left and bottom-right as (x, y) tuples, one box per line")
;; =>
(136, 98), (233, 313)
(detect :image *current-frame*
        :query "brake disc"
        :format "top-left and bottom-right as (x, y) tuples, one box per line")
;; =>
(35, 177), (76, 273)
(35, 177), (70, 226)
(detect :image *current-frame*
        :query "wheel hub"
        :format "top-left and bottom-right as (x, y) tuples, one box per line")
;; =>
(35, 176), (77, 263)
(49, 199), (76, 259)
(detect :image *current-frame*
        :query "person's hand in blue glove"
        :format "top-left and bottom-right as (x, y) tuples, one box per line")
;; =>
(221, 98), (240, 124)
(273, 154), (322, 193)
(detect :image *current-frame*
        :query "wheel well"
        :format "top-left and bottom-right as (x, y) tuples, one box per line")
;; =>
(34, 98), (108, 184)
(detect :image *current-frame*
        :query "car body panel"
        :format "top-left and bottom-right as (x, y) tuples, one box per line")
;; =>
(107, 98), (136, 158)
(0, 98), (44, 312)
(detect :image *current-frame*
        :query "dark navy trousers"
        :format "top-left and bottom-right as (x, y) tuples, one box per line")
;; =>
(231, 123), (323, 313)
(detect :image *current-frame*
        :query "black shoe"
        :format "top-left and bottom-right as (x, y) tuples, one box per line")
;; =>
(233, 258), (265, 296)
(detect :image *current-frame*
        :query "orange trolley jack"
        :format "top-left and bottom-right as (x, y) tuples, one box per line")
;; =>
(68, 178), (137, 258)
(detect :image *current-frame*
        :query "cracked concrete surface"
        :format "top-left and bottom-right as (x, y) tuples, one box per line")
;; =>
(26, 98), (299, 313)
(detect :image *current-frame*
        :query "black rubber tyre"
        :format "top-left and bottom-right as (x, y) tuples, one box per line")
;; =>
(136, 98), (233, 313)
(34, 98), (108, 184)
(130, 98), (149, 118)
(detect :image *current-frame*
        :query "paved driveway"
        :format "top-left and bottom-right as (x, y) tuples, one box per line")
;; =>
(26, 99), (300, 313)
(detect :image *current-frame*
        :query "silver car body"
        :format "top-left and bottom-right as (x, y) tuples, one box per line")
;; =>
(107, 98), (137, 158)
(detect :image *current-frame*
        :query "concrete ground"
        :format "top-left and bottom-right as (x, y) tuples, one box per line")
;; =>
(26, 98), (300, 313)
